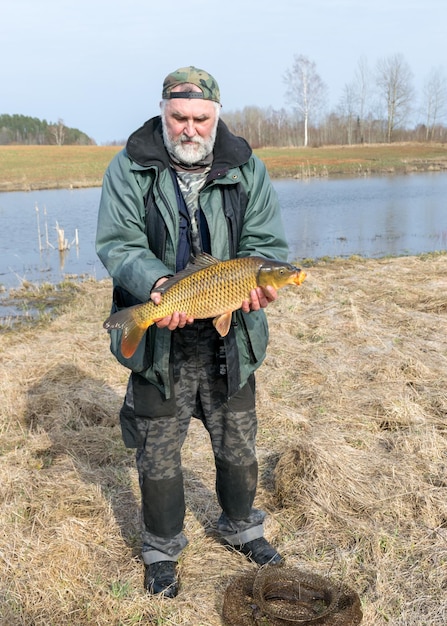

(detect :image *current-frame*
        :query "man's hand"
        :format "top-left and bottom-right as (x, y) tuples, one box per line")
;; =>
(151, 277), (194, 330)
(241, 286), (278, 313)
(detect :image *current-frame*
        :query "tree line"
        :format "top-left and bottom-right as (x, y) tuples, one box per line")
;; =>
(2, 53), (446, 148)
(222, 53), (447, 148)
(0, 114), (94, 145)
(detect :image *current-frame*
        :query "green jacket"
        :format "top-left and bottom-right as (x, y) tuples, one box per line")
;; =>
(96, 116), (288, 397)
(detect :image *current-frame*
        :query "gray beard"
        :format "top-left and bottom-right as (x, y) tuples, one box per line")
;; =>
(161, 115), (218, 166)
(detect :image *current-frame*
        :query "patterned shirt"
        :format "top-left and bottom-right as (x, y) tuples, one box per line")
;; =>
(175, 169), (210, 255)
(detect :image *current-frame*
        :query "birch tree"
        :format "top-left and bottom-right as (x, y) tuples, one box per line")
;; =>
(50, 118), (66, 145)
(284, 54), (327, 147)
(376, 53), (414, 142)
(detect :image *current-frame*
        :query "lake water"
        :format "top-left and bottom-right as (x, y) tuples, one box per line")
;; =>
(0, 172), (446, 291)
(280, 173), (447, 260)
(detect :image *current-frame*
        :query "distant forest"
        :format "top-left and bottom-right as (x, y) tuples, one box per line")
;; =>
(0, 114), (94, 146)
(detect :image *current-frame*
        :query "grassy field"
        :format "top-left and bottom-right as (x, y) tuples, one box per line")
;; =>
(257, 142), (447, 178)
(0, 143), (446, 191)
(0, 253), (446, 625)
(0, 145), (120, 191)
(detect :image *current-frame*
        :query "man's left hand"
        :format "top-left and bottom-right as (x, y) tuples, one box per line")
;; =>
(241, 286), (277, 313)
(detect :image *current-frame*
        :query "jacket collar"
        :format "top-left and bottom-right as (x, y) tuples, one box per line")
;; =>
(125, 116), (252, 179)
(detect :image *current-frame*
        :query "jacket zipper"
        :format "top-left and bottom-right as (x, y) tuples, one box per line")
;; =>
(155, 173), (177, 261)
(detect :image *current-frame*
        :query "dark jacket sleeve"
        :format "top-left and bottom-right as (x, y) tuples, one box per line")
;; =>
(96, 149), (171, 303)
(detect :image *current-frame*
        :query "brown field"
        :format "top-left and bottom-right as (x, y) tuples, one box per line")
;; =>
(257, 142), (447, 178)
(1, 253), (446, 625)
(0, 142), (446, 191)
(0, 145), (120, 192)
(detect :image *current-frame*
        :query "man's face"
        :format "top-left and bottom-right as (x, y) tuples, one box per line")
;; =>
(161, 88), (219, 164)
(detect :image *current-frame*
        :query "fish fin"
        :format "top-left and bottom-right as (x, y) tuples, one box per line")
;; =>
(120, 320), (147, 358)
(213, 311), (233, 337)
(103, 307), (135, 330)
(189, 252), (221, 268)
(155, 253), (222, 295)
(103, 308), (149, 358)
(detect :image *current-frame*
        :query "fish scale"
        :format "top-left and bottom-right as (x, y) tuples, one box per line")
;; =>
(104, 254), (306, 358)
(160, 258), (260, 317)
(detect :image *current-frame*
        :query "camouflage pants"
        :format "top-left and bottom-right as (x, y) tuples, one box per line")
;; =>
(119, 320), (266, 563)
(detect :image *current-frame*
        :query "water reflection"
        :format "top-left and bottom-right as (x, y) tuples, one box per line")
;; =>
(0, 173), (446, 290)
(277, 173), (447, 260)
(0, 187), (107, 289)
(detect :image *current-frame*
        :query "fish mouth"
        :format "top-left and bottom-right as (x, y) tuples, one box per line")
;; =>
(293, 269), (307, 285)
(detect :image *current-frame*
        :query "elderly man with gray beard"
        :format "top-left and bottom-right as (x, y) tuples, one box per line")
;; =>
(96, 66), (288, 598)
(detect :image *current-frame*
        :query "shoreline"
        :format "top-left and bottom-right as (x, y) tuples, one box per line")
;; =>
(2, 163), (447, 193)
(0, 179), (105, 193)
(1, 142), (446, 192)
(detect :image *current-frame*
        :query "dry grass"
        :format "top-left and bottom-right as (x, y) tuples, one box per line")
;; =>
(0, 145), (121, 192)
(255, 143), (447, 178)
(0, 254), (446, 625)
(1, 143), (446, 191)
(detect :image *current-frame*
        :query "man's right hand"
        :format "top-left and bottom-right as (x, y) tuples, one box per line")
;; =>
(151, 277), (194, 330)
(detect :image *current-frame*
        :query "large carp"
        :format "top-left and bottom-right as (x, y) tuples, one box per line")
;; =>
(103, 253), (306, 358)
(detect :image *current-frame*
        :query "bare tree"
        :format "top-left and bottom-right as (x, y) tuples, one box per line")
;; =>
(284, 54), (327, 146)
(376, 53), (414, 142)
(338, 82), (357, 145)
(422, 67), (447, 141)
(50, 118), (66, 145)
(352, 56), (372, 143)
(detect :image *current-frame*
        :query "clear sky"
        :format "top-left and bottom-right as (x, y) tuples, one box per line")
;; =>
(1, 0), (445, 144)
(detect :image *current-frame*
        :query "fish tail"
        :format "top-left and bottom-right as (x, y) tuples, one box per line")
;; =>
(103, 308), (153, 358)
(121, 317), (150, 358)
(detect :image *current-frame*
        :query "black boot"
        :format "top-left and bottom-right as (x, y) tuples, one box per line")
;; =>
(144, 561), (179, 598)
(231, 537), (283, 565)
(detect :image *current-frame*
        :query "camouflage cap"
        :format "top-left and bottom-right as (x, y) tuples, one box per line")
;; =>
(162, 66), (220, 103)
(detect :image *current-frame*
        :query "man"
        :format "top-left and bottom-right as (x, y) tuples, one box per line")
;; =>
(96, 66), (288, 598)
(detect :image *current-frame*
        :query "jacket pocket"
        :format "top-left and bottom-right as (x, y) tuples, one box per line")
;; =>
(237, 309), (269, 366)
(108, 287), (150, 372)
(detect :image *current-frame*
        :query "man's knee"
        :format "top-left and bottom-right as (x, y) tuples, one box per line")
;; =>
(141, 473), (185, 538)
(215, 456), (258, 520)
